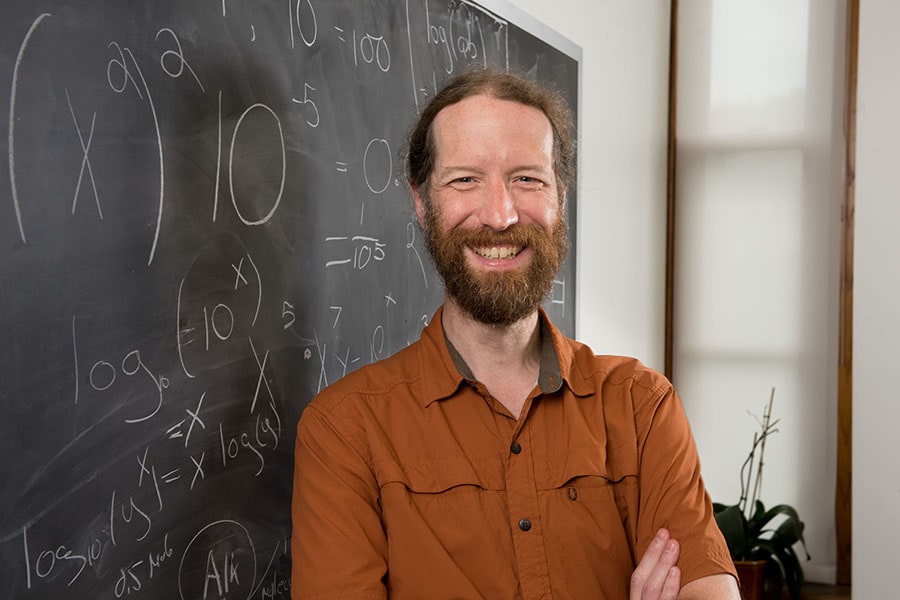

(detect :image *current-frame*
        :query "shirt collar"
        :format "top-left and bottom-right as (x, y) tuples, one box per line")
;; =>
(417, 306), (574, 408)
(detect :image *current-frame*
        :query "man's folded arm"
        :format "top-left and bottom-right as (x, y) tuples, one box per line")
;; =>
(678, 573), (741, 599)
(633, 386), (741, 598)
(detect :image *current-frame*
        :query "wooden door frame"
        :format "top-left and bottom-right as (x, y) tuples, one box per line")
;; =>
(835, 0), (857, 585)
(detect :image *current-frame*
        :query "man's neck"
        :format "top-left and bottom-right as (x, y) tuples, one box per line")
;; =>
(441, 298), (542, 418)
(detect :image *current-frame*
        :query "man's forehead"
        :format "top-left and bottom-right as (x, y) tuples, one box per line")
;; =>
(432, 94), (547, 126)
(430, 95), (553, 155)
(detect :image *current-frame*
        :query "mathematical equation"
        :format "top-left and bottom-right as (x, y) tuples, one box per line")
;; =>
(20, 240), (286, 597)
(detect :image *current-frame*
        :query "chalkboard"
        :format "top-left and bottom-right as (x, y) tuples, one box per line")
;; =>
(0, 1), (579, 597)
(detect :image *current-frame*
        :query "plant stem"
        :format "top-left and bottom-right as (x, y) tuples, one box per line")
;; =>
(739, 432), (757, 515)
(749, 387), (776, 512)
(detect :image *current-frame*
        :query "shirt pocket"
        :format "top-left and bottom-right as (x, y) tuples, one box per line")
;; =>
(534, 443), (639, 595)
(376, 452), (508, 528)
(376, 454), (516, 596)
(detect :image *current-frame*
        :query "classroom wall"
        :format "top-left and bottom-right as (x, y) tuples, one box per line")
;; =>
(853, 1), (900, 596)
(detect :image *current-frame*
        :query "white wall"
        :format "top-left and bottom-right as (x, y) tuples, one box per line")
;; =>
(504, 0), (672, 370)
(506, 0), (841, 586)
(854, 2), (900, 596)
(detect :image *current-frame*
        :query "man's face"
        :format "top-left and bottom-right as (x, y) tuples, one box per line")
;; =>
(413, 94), (568, 326)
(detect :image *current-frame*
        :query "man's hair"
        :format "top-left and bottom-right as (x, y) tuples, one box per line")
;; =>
(406, 68), (575, 199)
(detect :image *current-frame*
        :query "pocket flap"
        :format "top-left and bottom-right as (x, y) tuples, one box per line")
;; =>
(535, 443), (637, 489)
(376, 453), (506, 493)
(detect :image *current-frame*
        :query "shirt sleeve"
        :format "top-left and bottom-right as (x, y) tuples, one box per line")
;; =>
(291, 401), (388, 600)
(633, 383), (737, 586)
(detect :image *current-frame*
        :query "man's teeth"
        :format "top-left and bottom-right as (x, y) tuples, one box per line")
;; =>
(474, 246), (521, 259)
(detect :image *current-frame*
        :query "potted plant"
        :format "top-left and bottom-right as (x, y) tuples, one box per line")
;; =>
(712, 388), (810, 600)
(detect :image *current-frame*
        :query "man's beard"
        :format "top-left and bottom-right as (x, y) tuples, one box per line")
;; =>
(423, 203), (568, 326)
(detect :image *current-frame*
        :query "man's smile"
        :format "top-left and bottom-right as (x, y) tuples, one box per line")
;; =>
(471, 244), (524, 260)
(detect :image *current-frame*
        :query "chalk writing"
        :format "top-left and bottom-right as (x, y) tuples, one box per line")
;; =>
(252, 538), (291, 599)
(282, 301), (296, 330)
(291, 0), (318, 48)
(290, 82), (320, 127)
(156, 28), (205, 92)
(229, 103), (286, 226)
(8, 12), (51, 244)
(178, 520), (256, 600)
(324, 235), (386, 270)
(176, 247), (263, 379)
(74, 315), (171, 423)
(363, 138), (392, 194)
(353, 30), (391, 72)
(106, 40), (165, 265)
(406, 220), (430, 288)
(551, 278), (566, 317)
(22, 523), (108, 588)
(64, 89), (103, 219)
(114, 533), (173, 597)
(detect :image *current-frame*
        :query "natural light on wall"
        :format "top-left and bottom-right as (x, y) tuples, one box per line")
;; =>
(709, 2), (809, 135)
(674, 0), (845, 584)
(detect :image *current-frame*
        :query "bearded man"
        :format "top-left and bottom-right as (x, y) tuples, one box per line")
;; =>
(291, 69), (740, 600)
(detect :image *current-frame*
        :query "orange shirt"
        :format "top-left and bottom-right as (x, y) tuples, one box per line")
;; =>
(291, 307), (736, 599)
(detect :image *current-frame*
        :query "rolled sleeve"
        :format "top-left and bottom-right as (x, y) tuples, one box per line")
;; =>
(634, 385), (737, 585)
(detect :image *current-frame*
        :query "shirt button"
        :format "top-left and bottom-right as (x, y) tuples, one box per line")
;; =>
(518, 518), (532, 532)
(510, 441), (522, 454)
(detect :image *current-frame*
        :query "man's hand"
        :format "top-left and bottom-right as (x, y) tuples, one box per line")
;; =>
(630, 528), (681, 600)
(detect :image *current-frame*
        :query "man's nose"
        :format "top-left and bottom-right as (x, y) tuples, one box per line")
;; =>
(478, 179), (519, 230)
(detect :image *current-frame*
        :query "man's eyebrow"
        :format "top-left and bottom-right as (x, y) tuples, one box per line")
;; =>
(438, 164), (553, 175)
(435, 166), (485, 178)
(510, 165), (554, 174)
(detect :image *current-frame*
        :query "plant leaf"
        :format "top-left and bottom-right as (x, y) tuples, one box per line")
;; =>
(713, 503), (747, 559)
(750, 499), (766, 523)
(762, 504), (811, 558)
(755, 539), (804, 599)
(762, 504), (804, 530)
(771, 516), (804, 548)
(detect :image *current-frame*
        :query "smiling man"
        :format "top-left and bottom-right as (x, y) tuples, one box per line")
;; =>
(291, 69), (740, 600)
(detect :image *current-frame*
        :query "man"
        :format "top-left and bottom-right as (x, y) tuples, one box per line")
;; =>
(292, 69), (739, 599)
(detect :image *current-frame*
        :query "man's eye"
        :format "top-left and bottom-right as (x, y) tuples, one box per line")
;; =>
(454, 176), (474, 183)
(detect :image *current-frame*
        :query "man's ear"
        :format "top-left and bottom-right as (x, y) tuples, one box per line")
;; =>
(411, 183), (427, 229)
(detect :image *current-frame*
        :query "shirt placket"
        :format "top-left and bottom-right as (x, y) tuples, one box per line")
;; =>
(506, 405), (553, 600)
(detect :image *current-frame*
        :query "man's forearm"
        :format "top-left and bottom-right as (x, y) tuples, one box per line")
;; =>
(678, 573), (741, 599)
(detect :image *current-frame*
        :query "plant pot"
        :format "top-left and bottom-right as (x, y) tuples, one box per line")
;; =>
(735, 559), (767, 600)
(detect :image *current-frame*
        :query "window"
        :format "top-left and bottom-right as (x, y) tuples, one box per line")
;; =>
(670, 0), (848, 584)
